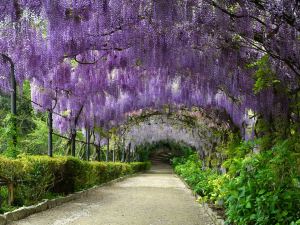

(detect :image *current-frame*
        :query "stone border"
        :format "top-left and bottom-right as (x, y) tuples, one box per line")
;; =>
(0, 172), (142, 225)
(175, 174), (225, 225)
(202, 203), (225, 225)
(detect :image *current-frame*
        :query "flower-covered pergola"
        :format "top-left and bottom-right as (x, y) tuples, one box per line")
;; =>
(0, 0), (299, 157)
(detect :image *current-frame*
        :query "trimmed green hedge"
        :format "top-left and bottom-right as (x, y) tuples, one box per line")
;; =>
(0, 156), (151, 209)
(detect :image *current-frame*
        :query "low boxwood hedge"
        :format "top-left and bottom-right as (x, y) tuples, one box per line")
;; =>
(0, 156), (150, 210)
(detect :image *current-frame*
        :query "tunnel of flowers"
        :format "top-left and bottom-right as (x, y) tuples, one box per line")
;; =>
(0, 0), (299, 224)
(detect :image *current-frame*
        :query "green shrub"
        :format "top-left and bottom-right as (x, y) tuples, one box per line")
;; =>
(130, 161), (151, 172)
(172, 139), (300, 225)
(222, 140), (300, 225)
(0, 156), (150, 212)
(0, 157), (24, 181)
(173, 153), (221, 200)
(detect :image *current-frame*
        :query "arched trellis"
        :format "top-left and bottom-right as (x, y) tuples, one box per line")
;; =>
(0, 0), (297, 161)
(1, 0), (297, 133)
(117, 108), (242, 165)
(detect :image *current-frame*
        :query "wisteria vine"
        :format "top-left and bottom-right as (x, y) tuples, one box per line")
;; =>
(0, 0), (299, 143)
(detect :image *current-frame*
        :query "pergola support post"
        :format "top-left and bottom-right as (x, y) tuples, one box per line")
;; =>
(11, 60), (17, 149)
(106, 137), (110, 162)
(48, 111), (53, 157)
(85, 128), (90, 161)
(97, 144), (101, 161)
(127, 142), (131, 163)
(71, 129), (76, 157)
(121, 138), (125, 162)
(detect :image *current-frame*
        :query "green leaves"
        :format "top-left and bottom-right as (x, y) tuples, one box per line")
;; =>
(248, 54), (280, 94)
(223, 138), (300, 225)
(0, 113), (19, 158)
(173, 153), (227, 204)
(0, 156), (149, 211)
(290, 219), (300, 225)
(174, 136), (300, 225)
(245, 201), (252, 209)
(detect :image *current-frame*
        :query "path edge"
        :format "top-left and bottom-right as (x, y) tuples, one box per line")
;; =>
(175, 174), (225, 225)
(0, 172), (143, 225)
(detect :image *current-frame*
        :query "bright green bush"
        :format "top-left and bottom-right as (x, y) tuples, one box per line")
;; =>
(172, 139), (300, 225)
(0, 156), (150, 210)
(0, 157), (24, 181)
(173, 154), (220, 199)
(223, 139), (300, 225)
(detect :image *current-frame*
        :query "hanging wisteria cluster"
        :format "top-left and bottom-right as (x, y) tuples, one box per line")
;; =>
(0, 0), (299, 138)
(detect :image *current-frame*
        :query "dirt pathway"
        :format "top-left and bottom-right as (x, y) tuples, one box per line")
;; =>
(9, 163), (214, 225)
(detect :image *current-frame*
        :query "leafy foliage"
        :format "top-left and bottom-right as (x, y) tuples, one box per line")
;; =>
(223, 139), (300, 225)
(172, 153), (221, 200)
(0, 155), (150, 211)
(0, 113), (19, 158)
(248, 55), (280, 94)
(172, 138), (300, 225)
(0, 82), (72, 157)
(20, 117), (68, 155)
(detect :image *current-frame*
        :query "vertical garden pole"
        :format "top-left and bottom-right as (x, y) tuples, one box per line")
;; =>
(117, 143), (121, 161)
(71, 129), (76, 157)
(48, 111), (53, 157)
(10, 61), (16, 127)
(128, 142), (131, 162)
(97, 144), (101, 161)
(10, 59), (17, 155)
(71, 105), (83, 157)
(86, 128), (90, 161)
(133, 147), (136, 162)
(121, 138), (125, 162)
(112, 145), (115, 162)
(106, 137), (109, 162)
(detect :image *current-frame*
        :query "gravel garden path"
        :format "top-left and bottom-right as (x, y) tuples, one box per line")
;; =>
(9, 163), (213, 225)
